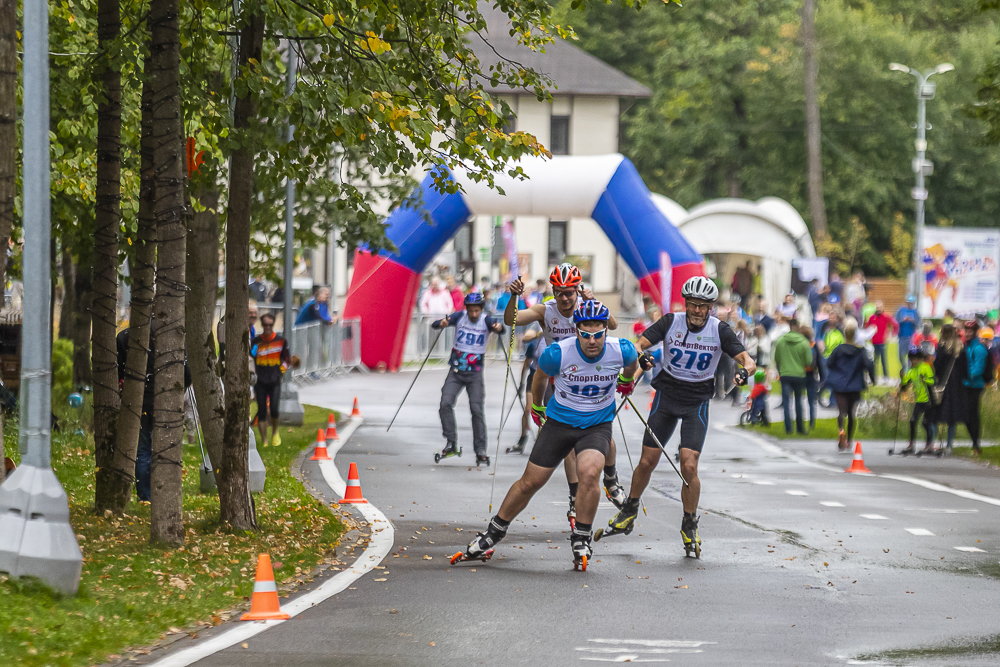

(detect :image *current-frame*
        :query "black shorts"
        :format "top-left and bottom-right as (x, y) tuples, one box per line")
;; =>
(528, 419), (613, 469)
(643, 393), (710, 454)
(255, 381), (281, 419)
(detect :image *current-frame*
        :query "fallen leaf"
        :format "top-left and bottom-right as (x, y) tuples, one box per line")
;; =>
(423, 555), (432, 560)
(241, 643), (249, 649)
(211, 615), (222, 626)
(429, 641), (436, 647)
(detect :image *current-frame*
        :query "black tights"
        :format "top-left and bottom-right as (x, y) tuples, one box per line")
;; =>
(909, 402), (936, 447)
(834, 391), (861, 440)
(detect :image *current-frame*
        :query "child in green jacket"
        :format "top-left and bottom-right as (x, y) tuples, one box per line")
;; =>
(900, 346), (937, 455)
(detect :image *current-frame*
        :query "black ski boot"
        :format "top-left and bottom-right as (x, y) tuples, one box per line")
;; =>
(434, 442), (462, 463)
(451, 517), (506, 564)
(603, 474), (627, 510)
(506, 435), (528, 454)
(476, 454), (490, 467)
(681, 513), (701, 558)
(595, 497), (638, 541)
(567, 495), (577, 531)
(571, 527), (593, 572)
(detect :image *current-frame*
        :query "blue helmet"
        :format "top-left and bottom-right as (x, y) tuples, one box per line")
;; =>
(464, 292), (485, 307)
(573, 300), (610, 324)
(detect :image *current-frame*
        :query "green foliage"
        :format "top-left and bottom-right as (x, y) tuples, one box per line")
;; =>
(560, 0), (1000, 277)
(51, 338), (73, 408)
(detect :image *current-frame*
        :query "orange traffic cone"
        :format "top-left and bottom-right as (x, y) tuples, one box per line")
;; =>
(845, 441), (872, 473)
(241, 554), (290, 621)
(339, 462), (368, 504)
(325, 414), (339, 442)
(351, 397), (363, 418)
(310, 429), (332, 461)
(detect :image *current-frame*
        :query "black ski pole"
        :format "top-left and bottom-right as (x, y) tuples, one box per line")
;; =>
(625, 395), (689, 487)
(387, 327), (444, 432)
(889, 389), (903, 455)
(615, 399), (647, 516)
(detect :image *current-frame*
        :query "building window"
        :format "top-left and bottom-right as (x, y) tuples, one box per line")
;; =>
(548, 220), (567, 265)
(550, 115), (570, 155)
(346, 240), (356, 269)
(502, 114), (516, 135)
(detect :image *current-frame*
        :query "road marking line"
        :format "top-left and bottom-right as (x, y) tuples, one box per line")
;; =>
(785, 490), (809, 496)
(879, 475), (1000, 508)
(905, 528), (934, 536)
(588, 639), (717, 648)
(903, 508), (978, 514)
(579, 657), (669, 663)
(731, 473), (746, 478)
(860, 514), (889, 520)
(147, 415), (394, 667)
(752, 480), (775, 485)
(954, 546), (986, 553)
(820, 501), (845, 507)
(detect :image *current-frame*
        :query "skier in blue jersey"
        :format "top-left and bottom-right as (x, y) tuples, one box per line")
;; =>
(453, 300), (640, 571)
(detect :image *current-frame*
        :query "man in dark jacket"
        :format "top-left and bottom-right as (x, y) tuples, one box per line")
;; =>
(117, 319), (192, 501)
(825, 325), (875, 450)
(955, 322), (996, 453)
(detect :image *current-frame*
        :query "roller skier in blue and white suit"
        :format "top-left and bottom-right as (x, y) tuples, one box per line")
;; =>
(453, 300), (640, 571)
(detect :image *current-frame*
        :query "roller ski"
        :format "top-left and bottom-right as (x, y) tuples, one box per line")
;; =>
(916, 446), (944, 458)
(681, 513), (701, 558)
(571, 528), (593, 572)
(603, 474), (628, 510)
(888, 446), (917, 457)
(506, 435), (528, 454)
(567, 495), (577, 531)
(594, 498), (638, 541)
(475, 454), (490, 467)
(434, 442), (462, 463)
(451, 518), (506, 565)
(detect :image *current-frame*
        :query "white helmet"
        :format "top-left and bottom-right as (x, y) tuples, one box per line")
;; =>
(681, 276), (719, 302)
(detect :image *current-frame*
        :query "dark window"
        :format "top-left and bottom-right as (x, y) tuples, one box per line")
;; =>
(548, 220), (567, 265)
(346, 240), (356, 269)
(502, 114), (516, 135)
(550, 115), (570, 155)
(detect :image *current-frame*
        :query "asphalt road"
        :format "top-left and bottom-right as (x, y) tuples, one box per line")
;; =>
(183, 362), (1000, 666)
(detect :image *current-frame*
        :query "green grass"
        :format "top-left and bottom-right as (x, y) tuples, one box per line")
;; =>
(1, 405), (345, 667)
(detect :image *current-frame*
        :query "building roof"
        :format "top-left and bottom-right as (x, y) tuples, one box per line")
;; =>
(467, 7), (651, 99)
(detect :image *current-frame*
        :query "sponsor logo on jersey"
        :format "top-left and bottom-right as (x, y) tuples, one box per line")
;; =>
(567, 364), (580, 373)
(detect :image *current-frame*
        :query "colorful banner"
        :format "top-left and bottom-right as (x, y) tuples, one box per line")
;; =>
(500, 219), (519, 283)
(660, 251), (673, 312)
(921, 227), (1000, 318)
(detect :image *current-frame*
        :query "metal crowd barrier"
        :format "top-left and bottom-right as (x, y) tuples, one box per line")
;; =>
(282, 318), (365, 384)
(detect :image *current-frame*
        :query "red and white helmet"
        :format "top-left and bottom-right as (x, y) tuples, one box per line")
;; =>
(549, 263), (582, 289)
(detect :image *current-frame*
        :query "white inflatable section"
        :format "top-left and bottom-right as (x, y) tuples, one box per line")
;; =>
(650, 193), (688, 226)
(452, 154), (625, 216)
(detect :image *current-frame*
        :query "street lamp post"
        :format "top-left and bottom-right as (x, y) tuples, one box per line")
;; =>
(0, 0), (83, 594)
(889, 61), (955, 303)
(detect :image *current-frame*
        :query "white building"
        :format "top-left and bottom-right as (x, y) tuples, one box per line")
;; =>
(314, 8), (652, 313)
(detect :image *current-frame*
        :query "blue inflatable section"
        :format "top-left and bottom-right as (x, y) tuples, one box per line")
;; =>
(591, 157), (701, 279)
(365, 174), (471, 273)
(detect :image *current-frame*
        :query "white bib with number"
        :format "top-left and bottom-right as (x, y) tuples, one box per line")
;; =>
(542, 300), (579, 345)
(453, 313), (489, 355)
(661, 314), (723, 382)
(552, 337), (625, 414)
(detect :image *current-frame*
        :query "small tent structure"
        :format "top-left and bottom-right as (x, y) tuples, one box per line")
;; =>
(676, 197), (815, 310)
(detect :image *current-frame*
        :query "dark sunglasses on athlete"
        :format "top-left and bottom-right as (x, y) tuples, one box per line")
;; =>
(577, 328), (607, 340)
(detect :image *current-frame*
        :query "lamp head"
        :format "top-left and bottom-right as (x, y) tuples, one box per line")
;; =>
(889, 63), (909, 73)
(935, 63), (955, 74)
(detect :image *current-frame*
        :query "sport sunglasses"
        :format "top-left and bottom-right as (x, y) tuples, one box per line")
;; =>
(576, 328), (607, 340)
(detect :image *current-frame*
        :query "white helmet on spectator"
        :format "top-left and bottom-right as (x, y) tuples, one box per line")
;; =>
(681, 276), (719, 303)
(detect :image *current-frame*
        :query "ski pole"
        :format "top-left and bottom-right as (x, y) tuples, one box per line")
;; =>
(615, 400), (647, 516)
(490, 286), (519, 513)
(498, 342), (528, 416)
(625, 395), (689, 487)
(387, 327), (444, 432)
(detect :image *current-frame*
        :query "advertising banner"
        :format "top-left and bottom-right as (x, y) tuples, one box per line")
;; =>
(921, 227), (1000, 318)
(499, 219), (519, 284)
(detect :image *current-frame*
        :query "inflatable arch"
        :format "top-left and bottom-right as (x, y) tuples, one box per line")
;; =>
(343, 154), (704, 371)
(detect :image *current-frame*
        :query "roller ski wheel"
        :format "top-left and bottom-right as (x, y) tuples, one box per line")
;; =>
(475, 455), (490, 467)
(594, 522), (633, 542)
(571, 528), (593, 572)
(681, 515), (702, 559)
(506, 435), (528, 454)
(434, 444), (462, 463)
(450, 548), (494, 565)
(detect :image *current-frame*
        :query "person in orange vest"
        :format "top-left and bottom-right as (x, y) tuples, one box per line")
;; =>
(251, 313), (291, 447)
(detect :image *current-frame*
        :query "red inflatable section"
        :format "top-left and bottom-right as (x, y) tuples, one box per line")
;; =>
(640, 263), (706, 313)
(343, 251), (421, 372)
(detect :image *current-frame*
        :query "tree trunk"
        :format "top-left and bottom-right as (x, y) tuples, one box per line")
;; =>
(72, 259), (93, 388)
(93, 0), (123, 512)
(58, 245), (75, 340)
(107, 53), (156, 513)
(220, 13), (264, 531)
(148, 0), (186, 545)
(186, 183), (225, 475)
(802, 0), (827, 236)
(0, 0), (16, 483)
